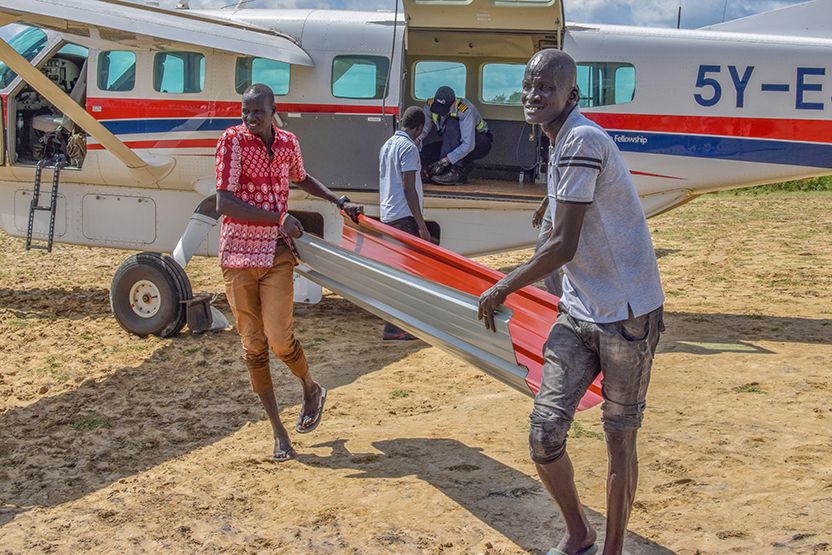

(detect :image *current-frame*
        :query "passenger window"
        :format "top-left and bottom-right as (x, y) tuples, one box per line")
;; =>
(153, 51), (204, 94)
(481, 63), (525, 104)
(236, 57), (290, 95)
(0, 25), (48, 89)
(576, 62), (635, 108)
(331, 55), (390, 99)
(98, 51), (136, 92)
(413, 61), (466, 101)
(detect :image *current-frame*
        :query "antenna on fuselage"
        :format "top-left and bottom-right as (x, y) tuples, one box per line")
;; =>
(677, 0), (682, 29)
(380, 0), (400, 127)
(221, 0), (255, 8)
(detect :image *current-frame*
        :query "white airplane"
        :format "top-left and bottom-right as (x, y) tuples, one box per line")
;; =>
(0, 0), (830, 338)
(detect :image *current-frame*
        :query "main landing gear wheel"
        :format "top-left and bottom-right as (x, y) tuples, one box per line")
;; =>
(110, 252), (192, 338)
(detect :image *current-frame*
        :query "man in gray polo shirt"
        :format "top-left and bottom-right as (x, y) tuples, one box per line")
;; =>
(478, 50), (664, 555)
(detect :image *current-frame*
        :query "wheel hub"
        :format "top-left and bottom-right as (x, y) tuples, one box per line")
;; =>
(130, 280), (161, 318)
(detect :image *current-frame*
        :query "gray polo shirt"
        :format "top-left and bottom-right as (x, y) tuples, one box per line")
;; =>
(379, 130), (423, 223)
(550, 107), (664, 323)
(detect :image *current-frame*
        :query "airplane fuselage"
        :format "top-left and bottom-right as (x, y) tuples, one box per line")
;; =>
(1, 5), (831, 260)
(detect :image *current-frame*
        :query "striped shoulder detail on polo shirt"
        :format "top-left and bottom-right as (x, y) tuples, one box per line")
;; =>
(458, 103), (468, 113)
(558, 156), (602, 171)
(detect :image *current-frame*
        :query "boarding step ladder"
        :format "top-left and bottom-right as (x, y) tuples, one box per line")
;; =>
(25, 157), (66, 252)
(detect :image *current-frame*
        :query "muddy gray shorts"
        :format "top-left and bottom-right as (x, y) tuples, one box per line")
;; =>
(528, 305), (664, 464)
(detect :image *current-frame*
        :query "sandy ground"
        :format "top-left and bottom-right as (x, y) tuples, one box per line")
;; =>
(0, 193), (831, 555)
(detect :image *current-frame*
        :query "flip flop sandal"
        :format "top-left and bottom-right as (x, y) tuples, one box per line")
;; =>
(547, 544), (598, 555)
(272, 446), (297, 462)
(296, 386), (327, 434)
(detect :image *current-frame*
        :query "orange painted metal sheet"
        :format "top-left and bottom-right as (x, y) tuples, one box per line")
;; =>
(341, 216), (603, 411)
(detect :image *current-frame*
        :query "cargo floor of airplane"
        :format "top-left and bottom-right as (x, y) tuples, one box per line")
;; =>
(424, 179), (547, 202)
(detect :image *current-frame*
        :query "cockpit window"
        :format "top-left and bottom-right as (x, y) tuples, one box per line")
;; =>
(0, 25), (49, 89)
(576, 62), (636, 108)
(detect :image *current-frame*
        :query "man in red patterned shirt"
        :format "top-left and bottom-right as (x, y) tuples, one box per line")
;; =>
(216, 83), (362, 462)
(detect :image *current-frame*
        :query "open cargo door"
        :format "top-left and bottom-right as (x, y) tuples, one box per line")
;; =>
(403, 0), (564, 35)
(0, 93), (4, 166)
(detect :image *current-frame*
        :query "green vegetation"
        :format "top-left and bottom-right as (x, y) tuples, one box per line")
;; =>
(102, 345), (146, 354)
(734, 384), (768, 394)
(33, 354), (77, 382)
(570, 421), (603, 440)
(71, 416), (112, 431)
(489, 92), (522, 104)
(391, 390), (411, 399)
(35, 354), (63, 375)
(722, 176), (832, 196)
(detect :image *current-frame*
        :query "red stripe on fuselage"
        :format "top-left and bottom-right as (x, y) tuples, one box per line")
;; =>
(87, 138), (220, 150)
(86, 98), (399, 120)
(630, 170), (685, 180)
(585, 112), (832, 145)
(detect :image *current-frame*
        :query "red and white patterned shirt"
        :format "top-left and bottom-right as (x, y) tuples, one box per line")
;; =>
(215, 123), (307, 268)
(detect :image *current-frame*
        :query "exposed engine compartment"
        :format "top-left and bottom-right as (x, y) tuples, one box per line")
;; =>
(14, 52), (87, 168)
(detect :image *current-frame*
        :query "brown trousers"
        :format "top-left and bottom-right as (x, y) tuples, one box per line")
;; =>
(222, 245), (309, 394)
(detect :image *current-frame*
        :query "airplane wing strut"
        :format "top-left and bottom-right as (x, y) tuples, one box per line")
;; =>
(0, 37), (171, 185)
(294, 216), (603, 410)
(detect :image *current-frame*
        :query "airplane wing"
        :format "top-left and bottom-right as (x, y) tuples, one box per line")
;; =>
(0, 0), (313, 67)
(701, 0), (832, 38)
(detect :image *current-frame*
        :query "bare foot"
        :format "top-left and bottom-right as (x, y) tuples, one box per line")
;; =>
(554, 529), (597, 555)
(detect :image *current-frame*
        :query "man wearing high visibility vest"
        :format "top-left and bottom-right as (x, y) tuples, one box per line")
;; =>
(416, 85), (493, 185)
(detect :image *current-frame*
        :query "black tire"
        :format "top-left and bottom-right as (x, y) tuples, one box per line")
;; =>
(110, 252), (192, 338)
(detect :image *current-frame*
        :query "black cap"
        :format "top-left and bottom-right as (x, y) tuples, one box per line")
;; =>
(430, 86), (456, 116)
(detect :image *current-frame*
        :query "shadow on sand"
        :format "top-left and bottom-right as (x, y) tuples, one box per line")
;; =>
(661, 311), (831, 355)
(299, 438), (679, 555)
(0, 295), (424, 527)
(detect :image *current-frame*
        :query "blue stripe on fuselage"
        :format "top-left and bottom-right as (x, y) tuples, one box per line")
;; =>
(98, 118), (832, 170)
(100, 118), (239, 135)
(610, 130), (832, 169)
